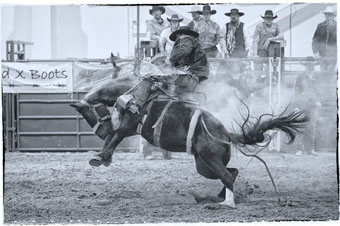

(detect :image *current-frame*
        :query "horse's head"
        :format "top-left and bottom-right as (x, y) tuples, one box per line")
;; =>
(70, 102), (114, 140)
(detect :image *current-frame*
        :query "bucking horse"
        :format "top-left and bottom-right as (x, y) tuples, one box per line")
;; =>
(71, 54), (308, 209)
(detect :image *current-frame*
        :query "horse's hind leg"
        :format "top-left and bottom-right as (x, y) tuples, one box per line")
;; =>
(197, 144), (236, 208)
(217, 168), (238, 199)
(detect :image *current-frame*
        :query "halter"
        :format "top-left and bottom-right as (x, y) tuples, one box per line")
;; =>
(80, 100), (111, 134)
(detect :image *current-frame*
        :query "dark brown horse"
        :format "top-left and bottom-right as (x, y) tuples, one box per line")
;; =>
(71, 67), (308, 208)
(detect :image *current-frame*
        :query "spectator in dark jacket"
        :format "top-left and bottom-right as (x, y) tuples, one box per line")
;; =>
(223, 8), (248, 58)
(312, 6), (337, 71)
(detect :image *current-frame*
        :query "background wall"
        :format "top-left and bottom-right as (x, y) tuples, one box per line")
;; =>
(1, 3), (337, 59)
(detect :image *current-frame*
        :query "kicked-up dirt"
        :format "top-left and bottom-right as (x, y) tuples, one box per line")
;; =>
(3, 151), (339, 224)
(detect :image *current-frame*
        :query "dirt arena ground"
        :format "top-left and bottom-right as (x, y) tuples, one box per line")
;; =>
(3, 151), (339, 224)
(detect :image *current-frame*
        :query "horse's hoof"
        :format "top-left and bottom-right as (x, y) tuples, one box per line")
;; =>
(145, 155), (154, 160)
(89, 155), (103, 167)
(218, 201), (236, 209)
(102, 158), (112, 167)
(203, 204), (223, 210)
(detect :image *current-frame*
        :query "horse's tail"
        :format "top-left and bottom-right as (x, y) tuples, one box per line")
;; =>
(229, 108), (309, 147)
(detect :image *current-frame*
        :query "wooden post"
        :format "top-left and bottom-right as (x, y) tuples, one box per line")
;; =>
(268, 40), (285, 152)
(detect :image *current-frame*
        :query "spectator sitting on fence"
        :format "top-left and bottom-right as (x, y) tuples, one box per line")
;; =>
(187, 5), (203, 30)
(159, 14), (183, 57)
(312, 6), (337, 72)
(291, 59), (321, 156)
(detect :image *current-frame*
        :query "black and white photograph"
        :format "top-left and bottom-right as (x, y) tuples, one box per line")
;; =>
(1, 0), (338, 224)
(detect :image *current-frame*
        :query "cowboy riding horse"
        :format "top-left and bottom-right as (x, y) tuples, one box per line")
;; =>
(71, 26), (308, 208)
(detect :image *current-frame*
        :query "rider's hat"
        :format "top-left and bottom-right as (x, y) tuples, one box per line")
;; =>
(169, 25), (199, 41)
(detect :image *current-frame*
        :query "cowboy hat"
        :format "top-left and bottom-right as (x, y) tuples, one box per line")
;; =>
(169, 26), (199, 41)
(198, 5), (216, 15)
(167, 14), (184, 22)
(149, 6), (165, 15)
(225, 8), (244, 17)
(261, 10), (278, 19)
(321, 6), (336, 15)
(188, 5), (201, 13)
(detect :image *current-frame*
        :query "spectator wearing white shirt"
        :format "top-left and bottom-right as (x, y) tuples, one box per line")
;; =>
(159, 14), (183, 56)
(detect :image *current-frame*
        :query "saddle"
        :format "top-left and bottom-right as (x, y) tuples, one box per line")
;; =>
(136, 94), (201, 154)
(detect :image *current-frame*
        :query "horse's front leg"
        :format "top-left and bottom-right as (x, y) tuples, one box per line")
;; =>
(89, 130), (123, 167)
(89, 111), (140, 167)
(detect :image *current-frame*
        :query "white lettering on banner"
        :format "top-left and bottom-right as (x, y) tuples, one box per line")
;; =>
(1, 62), (73, 93)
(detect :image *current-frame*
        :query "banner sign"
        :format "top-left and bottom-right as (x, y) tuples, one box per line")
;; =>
(2, 62), (73, 93)
(73, 61), (135, 92)
(2, 59), (233, 93)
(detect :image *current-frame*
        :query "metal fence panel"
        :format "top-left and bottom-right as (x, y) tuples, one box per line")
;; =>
(11, 92), (140, 152)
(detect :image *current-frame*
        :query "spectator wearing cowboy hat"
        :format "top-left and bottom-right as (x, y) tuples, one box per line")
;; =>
(146, 6), (168, 41)
(252, 10), (283, 57)
(159, 14), (183, 57)
(312, 6), (337, 71)
(222, 8), (250, 96)
(193, 5), (227, 58)
(187, 5), (203, 30)
(223, 8), (249, 58)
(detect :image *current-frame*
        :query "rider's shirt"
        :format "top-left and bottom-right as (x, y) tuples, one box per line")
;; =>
(170, 35), (209, 82)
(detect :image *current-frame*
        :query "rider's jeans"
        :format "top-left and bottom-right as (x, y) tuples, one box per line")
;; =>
(133, 79), (153, 107)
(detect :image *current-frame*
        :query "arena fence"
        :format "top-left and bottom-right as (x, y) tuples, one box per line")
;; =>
(11, 92), (140, 152)
(2, 57), (336, 152)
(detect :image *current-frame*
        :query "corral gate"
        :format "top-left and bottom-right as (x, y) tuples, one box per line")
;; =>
(3, 92), (140, 152)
